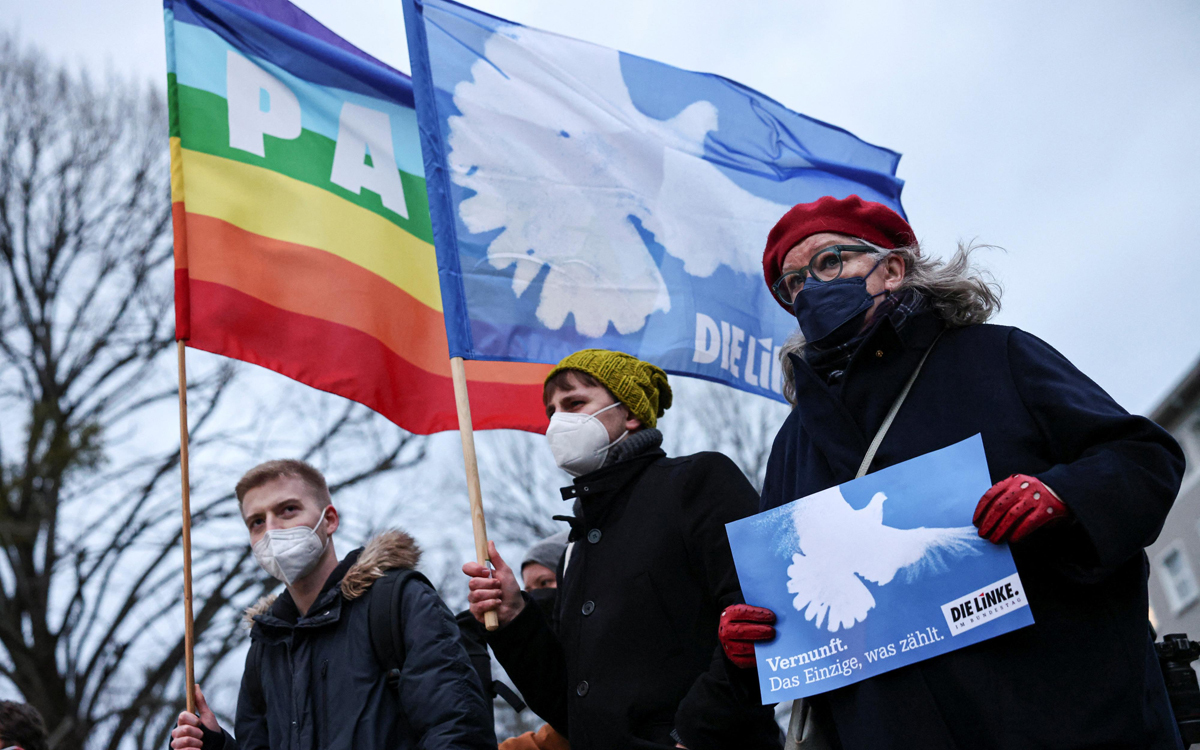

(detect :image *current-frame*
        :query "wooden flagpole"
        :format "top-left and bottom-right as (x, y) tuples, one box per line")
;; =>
(177, 340), (198, 712)
(449, 356), (500, 631)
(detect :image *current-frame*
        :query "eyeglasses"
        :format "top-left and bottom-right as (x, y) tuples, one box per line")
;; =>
(771, 244), (877, 307)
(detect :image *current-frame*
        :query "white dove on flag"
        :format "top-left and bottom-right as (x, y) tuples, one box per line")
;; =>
(787, 486), (984, 633)
(446, 24), (791, 338)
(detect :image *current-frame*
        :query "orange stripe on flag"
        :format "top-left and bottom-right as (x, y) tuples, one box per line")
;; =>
(187, 279), (550, 434)
(183, 211), (552, 386)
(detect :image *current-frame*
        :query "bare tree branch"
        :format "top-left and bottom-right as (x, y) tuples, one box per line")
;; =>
(0, 35), (430, 750)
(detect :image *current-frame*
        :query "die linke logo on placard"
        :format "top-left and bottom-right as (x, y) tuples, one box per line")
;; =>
(940, 573), (1029, 636)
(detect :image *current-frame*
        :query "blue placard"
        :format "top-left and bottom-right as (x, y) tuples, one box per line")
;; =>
(727, 435), (1034, 702)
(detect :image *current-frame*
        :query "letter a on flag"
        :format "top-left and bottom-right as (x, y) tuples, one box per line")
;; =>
(404, 0), (907, 403)
(165, 0), (552, 434)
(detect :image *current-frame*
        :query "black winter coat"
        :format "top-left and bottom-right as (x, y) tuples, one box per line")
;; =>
(201, 531), (496, 750)
(488, 448), (782, 750)
(760, 309), (1186, 750)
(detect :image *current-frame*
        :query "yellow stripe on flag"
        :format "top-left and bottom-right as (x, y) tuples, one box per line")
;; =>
(179, 148), (443, 312)
(170, 137), (186, 204)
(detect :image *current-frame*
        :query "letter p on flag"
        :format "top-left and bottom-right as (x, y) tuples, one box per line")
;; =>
(225, 50), (301, 157)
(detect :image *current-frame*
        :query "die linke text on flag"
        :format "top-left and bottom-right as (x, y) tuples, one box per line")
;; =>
(404, 0), (907, 403)
(165, 0), (551, 435)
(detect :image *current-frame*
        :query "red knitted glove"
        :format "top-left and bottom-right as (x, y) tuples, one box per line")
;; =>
(974, 474), (1070, 544)
(719, 604), (776, 669)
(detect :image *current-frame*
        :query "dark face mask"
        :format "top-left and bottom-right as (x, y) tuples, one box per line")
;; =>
(792, 258), (888, 348)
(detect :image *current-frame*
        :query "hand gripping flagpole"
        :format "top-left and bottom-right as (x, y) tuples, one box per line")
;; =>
(167, 1), (198, 699)
(449, 357), (500, 631)
(402, 0), (499, 631)
(176, 340), (198, 712)
(170, 104), (197, 709)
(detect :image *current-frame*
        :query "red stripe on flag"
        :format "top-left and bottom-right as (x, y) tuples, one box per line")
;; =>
(175, 268), (191, 342)
(187, 279), (549, 435)
(172, 202), (191, 341)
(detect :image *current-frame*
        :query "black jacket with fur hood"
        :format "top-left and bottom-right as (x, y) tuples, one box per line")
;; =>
(200, 531), (496, 750)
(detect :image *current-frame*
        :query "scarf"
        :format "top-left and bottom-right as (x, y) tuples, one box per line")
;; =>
(603, 427), (664, 467)
(805, 289), (926, 386)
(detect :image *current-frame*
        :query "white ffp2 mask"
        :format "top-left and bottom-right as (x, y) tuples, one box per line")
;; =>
(252, 511), (330, 585)
(546, 402), (627, 477)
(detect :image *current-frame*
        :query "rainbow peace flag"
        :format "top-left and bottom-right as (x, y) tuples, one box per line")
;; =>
(164, 0), (551, 434)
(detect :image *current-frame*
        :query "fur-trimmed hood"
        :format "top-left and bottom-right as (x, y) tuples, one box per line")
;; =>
(243, 530), (421, 627)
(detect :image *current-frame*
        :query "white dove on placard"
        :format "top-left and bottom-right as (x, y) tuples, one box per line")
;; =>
(446, 24), (790, 338)
(787, 486), (984, 633)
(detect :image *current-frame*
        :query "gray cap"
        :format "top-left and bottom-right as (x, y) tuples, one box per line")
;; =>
(521, 530), (569, 573)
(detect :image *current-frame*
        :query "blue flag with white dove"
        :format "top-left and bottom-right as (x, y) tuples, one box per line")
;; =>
(727, 435), (1034, 702)
(403, 0), (905, 401)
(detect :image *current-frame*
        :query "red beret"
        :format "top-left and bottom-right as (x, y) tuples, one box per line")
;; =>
(762, 195), (915, 311)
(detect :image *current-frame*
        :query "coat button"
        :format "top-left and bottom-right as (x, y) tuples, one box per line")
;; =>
(576, 680), (589, 696)
(875, 349), (884, 358)
(587, 529), (602, 544)
(582, 600), (595, 615)
(582, 486), (590, 492)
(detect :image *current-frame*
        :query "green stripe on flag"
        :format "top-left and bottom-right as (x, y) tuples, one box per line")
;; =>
(174, 83), (433, 244)
(168, 72), (182, 140)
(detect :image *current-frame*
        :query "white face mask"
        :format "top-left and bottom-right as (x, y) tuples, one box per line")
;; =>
(252, 510), (330, 586)
(546, 402), (628, 477)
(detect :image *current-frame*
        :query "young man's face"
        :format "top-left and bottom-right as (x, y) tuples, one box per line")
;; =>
(522, 563), (557, 591)
(241, 476), (338, 547)
(545, 372), (641, 442)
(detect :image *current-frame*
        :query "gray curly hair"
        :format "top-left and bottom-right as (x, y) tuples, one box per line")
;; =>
(778, 240), (1002, 405)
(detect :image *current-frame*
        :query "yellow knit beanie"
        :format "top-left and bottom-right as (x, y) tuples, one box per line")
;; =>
(545, 349), (673, 428)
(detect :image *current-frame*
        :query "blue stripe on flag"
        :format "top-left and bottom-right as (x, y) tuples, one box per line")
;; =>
(168, 0), (415, 107)
(168, 17), (424, 175)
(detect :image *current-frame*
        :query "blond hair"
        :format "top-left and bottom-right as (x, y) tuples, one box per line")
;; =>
(235, 459), (331, 508)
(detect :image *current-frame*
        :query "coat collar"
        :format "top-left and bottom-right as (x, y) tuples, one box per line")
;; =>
(557, 449), (663, 534)
(788, 353), (868, 478)
(789, 309), (946, 479)
(249, 552), (355, 633)
(846, 306), (944, 370)
(559, 448), (664, 502)
(244, 529), (422, 633)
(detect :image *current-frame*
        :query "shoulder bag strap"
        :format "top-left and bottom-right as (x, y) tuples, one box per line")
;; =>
(787, 331), (946, 750)
(855, 330), (945, 479)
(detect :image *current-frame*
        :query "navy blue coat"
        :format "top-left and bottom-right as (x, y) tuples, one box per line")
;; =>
(199, 533), (496, 750)
(760, 309), (1185, 750)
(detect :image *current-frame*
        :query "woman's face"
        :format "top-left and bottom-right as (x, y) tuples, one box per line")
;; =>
(781, 232), (907, 325)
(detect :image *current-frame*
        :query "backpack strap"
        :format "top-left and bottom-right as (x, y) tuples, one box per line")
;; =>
(367, 567), (511, 709)
(243, 639), (266, 709)
(367, 568), (429, 690)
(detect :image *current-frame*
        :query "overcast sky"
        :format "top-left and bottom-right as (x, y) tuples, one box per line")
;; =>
(4, 0), (1199, 415)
